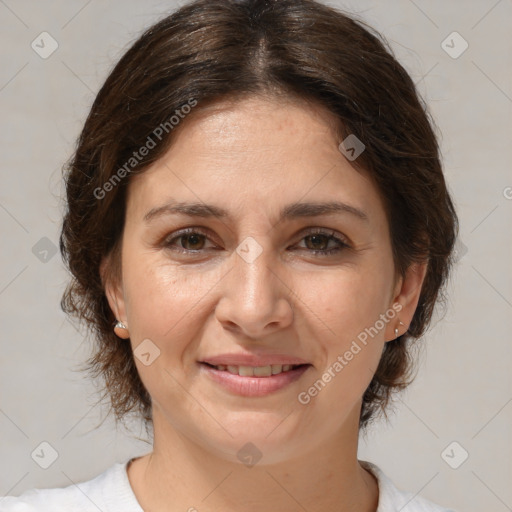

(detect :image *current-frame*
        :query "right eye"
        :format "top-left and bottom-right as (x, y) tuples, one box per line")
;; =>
(163, 228), (217, 253)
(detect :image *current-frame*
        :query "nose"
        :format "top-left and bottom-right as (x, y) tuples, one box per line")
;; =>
(215, 239), (294, 339)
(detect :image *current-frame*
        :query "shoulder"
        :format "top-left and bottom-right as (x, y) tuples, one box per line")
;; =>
(0, 461), (143, 512)
(360, 460), (457, 512)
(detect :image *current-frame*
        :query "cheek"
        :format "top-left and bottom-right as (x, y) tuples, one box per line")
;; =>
(293, 263), (391, 406)
(298, 262), (393, 347)
(123, 251), (212, 340)
(121, 255), (211, 410)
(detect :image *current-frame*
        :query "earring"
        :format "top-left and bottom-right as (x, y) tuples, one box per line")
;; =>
(394, 320), (405, 339)
(114, 321), (129, 339)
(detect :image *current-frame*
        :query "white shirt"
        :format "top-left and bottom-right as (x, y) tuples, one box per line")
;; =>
(0, 459), (455, 511)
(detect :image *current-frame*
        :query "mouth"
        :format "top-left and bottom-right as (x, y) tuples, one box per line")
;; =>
(201, 362), (307, 377)
(198, 360), (312, 397)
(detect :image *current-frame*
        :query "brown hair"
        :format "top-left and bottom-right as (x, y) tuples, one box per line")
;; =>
(60, 0), (458, 434)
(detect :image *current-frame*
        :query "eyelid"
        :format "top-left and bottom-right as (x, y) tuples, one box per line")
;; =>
(163, 227), (218, 249)
(162, 225), (352, 255)
(298, 227), (351, 247)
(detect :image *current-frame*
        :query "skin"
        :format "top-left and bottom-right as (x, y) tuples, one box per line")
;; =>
(104, 95), (427, 512)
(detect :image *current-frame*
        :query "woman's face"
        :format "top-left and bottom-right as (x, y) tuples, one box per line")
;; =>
(106, 96), (418, 464)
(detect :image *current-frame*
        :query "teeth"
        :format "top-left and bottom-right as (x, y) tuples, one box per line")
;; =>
(238, 365), (254, 377)
(271, 364), (282, 375)
(253, 365), (272, 377)
(213, 364), (299, 376)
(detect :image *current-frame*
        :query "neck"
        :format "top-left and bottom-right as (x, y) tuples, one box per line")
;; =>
(128, 406), (379, 512)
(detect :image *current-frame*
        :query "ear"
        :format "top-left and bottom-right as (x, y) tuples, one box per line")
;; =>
(385, 261), (428, 342)
(100, 255), (129, 338)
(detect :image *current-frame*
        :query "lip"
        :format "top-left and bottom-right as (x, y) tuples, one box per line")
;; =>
(200, 353), (310, 367)
(198, 362), (311, 397)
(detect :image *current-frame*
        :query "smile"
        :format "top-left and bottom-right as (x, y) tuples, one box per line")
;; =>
(199, 362), (311, 397)
(206, 363), (302, 376)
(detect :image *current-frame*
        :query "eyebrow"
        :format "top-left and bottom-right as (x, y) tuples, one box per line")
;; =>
(143, 200), (369, 224)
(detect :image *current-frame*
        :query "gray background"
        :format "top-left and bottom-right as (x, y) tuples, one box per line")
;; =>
(1, 1), (511, 511)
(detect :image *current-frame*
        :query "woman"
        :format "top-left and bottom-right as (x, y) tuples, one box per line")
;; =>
(1, 0), (458, 510)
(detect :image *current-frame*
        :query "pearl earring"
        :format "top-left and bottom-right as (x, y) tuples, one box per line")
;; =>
(114, 321), (129, 339)
(394, 320), (405, 338)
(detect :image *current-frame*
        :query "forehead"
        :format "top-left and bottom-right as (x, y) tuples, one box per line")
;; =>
(125, 96), (385, 228)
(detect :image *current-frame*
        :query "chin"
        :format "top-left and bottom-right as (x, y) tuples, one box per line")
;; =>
(195, 411), (311, 465)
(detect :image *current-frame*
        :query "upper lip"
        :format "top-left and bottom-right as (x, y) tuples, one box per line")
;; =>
(200, 353), (310, 367)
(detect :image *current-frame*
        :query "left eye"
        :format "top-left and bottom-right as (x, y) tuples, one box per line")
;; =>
(297, 232), (347, 253)
(163, 228), (349, 256)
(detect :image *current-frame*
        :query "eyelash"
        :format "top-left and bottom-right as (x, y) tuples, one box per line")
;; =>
(162, 227), (350, 257)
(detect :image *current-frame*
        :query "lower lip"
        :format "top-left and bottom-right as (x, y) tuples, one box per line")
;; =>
(199, 363), (311, 397)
